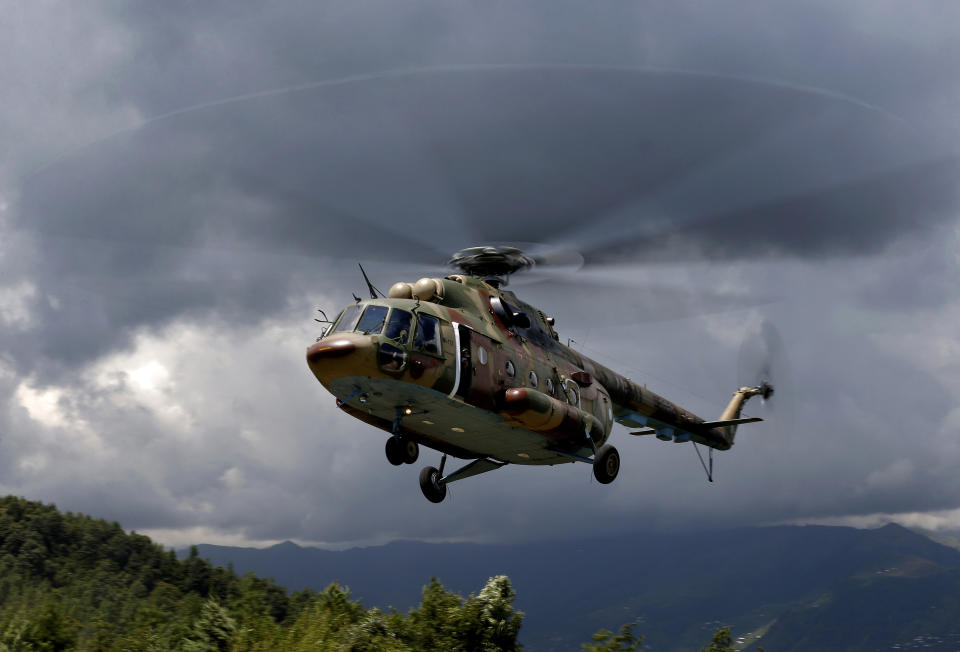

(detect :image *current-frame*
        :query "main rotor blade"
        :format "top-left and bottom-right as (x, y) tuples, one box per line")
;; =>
(571, 156), (960, 266)
(19, 64), (948, 270)
(515, 275), (773, 326)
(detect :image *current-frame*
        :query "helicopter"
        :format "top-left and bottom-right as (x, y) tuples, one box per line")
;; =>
(307, 245), (773, 503)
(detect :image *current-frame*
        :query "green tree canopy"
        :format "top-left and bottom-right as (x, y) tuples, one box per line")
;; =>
(582, 621), (644, 651)
(701, 625), (735, 652)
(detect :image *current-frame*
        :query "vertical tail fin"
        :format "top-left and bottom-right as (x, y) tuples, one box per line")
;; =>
(717, 381), (773, 444)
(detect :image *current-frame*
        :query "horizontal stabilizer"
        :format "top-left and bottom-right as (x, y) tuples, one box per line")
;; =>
(700, 417), (763, 428)
(628, 428), (657, 436)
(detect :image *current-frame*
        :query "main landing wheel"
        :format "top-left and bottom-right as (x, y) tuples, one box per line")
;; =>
(386, 437), (419, 465)
(385, 437), (404, 466)
(401, 439), (419, 464)
(419, 466), (447, 503)
(593, 444), (620, 484)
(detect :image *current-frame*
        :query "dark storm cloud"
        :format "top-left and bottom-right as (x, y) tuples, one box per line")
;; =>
(4, 0), (960, 544)
(15, 65), (957, 374)
(10, 1), (959, 375)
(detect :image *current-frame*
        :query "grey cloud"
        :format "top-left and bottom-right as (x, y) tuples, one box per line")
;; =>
(4, 260), (960, 545)
(3, 0), (960, 546)
(16, 65), (957, 372)
(856, 229), (960, 311)
(8, 0), (958, 380)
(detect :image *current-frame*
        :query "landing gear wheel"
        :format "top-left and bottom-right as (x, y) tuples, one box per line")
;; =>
(593, 444), (620, 484)
(401, 439), (420, 464)
(385, 437), (405, 466)
(419, 466), (447, 503)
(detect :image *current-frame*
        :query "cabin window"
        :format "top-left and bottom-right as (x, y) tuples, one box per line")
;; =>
(528, 371), (538, 388)
(414, 313), (442, 356)
(505, 360), (516, 377)
(545, 377), (555, 396)
(384, 309), (413, 343)
(332, 304), (363, 333)
(355, 305), (388, 335)
(477, 346), (488, 365)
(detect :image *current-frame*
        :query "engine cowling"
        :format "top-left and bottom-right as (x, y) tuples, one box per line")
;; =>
(498, 387), (605, 444)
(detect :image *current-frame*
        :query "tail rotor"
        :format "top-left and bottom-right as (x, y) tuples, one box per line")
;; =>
(738, 320), (784, 408)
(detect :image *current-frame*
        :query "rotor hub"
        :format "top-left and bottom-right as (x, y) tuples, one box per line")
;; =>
(448, 246), (536, 286)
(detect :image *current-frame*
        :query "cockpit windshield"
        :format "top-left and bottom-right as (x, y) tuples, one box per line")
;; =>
(331, 305), (414, 339)
(355, 305), (389, 335)
(332, 304), (363, 333)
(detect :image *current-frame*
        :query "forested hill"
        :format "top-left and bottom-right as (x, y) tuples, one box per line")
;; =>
(0, 496), (524, 650)
(4, 495), (960, 651)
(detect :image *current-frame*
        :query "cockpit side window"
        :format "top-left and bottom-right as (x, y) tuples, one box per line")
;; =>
(413, 313), (442, 356)
(384, 309), (413, 343)
(332, 304), (363, 333)
(355, 305), (389, 335)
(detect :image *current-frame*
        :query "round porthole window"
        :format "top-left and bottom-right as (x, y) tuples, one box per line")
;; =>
(545, 378), (555, 396)
(477, 346), (488, 365)
(505, 360), (516, 377)
(528, 371), (538, 388)
(564, 379), (580, 407)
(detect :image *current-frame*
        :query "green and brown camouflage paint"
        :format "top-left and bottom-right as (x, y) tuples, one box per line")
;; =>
(307, 273), (743, 466)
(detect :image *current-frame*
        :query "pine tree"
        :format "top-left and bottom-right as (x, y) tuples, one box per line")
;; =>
(701, 625), (735, 652)
(582, 621), (644, 651)
(182, 598), (236, 652)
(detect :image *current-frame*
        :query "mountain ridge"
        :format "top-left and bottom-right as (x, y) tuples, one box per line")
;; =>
(191, 522), (960, 651)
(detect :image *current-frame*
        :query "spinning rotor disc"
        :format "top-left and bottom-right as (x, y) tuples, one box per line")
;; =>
(12, 65), (959, 331)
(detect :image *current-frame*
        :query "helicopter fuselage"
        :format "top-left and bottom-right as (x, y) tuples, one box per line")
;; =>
(306, 274), (738, 473)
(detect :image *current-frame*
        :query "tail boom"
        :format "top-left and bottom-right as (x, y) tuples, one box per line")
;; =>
(557, 349), (772, 451)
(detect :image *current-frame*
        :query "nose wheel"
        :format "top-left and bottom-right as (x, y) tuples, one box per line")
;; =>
(385, 437), (419, 465)
(419, 466), (447, 503)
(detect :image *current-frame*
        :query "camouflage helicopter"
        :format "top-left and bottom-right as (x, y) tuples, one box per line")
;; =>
(307, 245), (773, 503)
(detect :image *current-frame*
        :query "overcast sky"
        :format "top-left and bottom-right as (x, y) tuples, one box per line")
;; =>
(2, 0), (959, 548)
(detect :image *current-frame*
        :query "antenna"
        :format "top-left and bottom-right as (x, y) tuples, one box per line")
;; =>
(358, 263), (384, 299)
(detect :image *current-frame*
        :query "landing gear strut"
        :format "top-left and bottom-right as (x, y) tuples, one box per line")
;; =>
(418, 454), (507, 503)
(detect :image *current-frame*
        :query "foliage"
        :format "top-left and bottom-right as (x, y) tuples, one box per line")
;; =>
(0, 496), (747, 651)
(406, 575), (523, 652)
(0, 497), (526, 651)
(701, 625), (735, 652)
(183, 599), (237, 651)
(582, 621), (644, 651)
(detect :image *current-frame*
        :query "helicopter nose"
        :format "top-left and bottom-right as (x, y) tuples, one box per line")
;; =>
(306, 335), (373, 387)
(306, 338), (356, 366)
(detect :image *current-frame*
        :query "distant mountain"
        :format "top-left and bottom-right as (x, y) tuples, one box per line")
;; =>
(916, 527), (960, 553)
(759, 569), (960, 651)
(193, 523), (960, 651)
